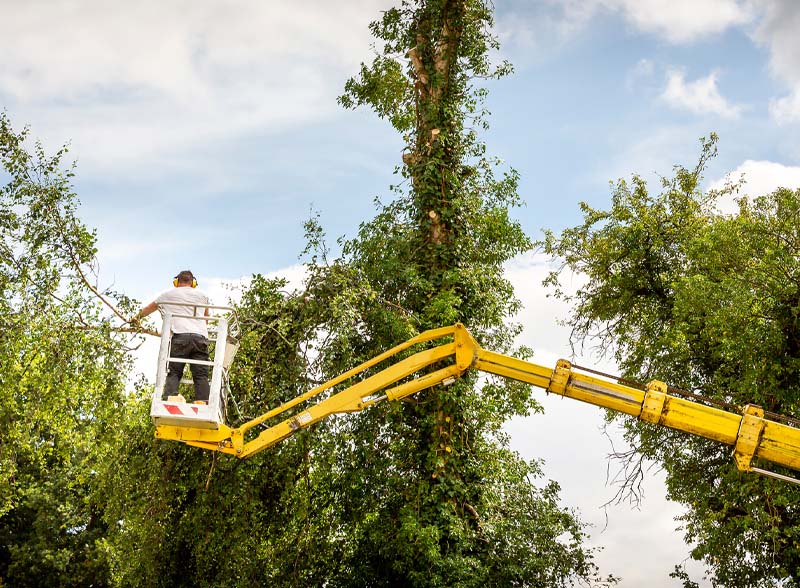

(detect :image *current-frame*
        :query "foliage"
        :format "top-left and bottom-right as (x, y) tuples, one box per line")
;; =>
(543, 134), (800, 586)
(0, 113), (131, 586)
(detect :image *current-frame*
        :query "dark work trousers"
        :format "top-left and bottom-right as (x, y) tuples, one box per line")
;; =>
(164, 333), (211, 402)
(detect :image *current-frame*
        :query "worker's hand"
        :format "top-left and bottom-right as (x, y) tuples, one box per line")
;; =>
(127, 316), (143, 329)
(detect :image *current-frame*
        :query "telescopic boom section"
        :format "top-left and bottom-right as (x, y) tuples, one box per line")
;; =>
(154, 323), (800, 481)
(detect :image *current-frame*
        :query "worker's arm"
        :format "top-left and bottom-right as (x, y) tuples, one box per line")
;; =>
(136, 301), (159, 320)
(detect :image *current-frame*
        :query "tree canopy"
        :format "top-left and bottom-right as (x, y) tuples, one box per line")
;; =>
(543, 135), (800, 586)
(0, 112), (132, 587)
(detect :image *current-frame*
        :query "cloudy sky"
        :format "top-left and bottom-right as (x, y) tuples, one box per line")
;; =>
(5, 0), (800, 585)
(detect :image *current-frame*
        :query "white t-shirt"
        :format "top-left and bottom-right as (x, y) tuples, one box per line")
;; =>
(155, 287), (211, 337)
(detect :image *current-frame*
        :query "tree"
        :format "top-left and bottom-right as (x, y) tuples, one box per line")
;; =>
(543, 135), (800, 586)
(0, 113), (132, 587)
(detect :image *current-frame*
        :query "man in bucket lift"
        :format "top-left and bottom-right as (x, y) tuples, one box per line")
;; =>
(136, 270), (212, 404)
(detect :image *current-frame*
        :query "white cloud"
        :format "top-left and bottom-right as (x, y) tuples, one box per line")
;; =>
(99, 235), (194, 263)
(604, 0), (753, 43)
(708, 159), (800, 214)
(600, 125), (707, 187)
(769, 89), (800, 124)
(203, 264), (306, 307)
(661, 69), (743, 119)
(0, 0), (393, 173)
(2, 1), (384, 101)
(499, 0), (752, 52)
(750, 0), (800, 123)
(752, 1), (800, 84)
(506, 252), (600, 365)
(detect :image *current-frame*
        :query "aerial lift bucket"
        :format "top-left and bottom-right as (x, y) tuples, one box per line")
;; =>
(150, 305), (239, 430)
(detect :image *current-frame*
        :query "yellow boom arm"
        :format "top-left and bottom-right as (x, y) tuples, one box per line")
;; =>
(155, 324), (800, 480)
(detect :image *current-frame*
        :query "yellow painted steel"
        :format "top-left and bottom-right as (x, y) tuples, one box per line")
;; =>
(154, 323), (800, 479)
(236, 342), (458, 457)
(237, 325), (458, 437)
(155, 423), (233, 444)
(640, 381), (668, 425)
(385, 365), (463, 402)
(659, 397), (741, 445)
(760, 422), (800, 470)
(734, 405), (766, 471)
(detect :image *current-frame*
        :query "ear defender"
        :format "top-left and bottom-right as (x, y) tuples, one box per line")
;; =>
(173, 272), (198, 287)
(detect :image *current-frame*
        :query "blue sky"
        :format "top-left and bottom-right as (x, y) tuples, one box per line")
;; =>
(5, 1), (800, 585)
